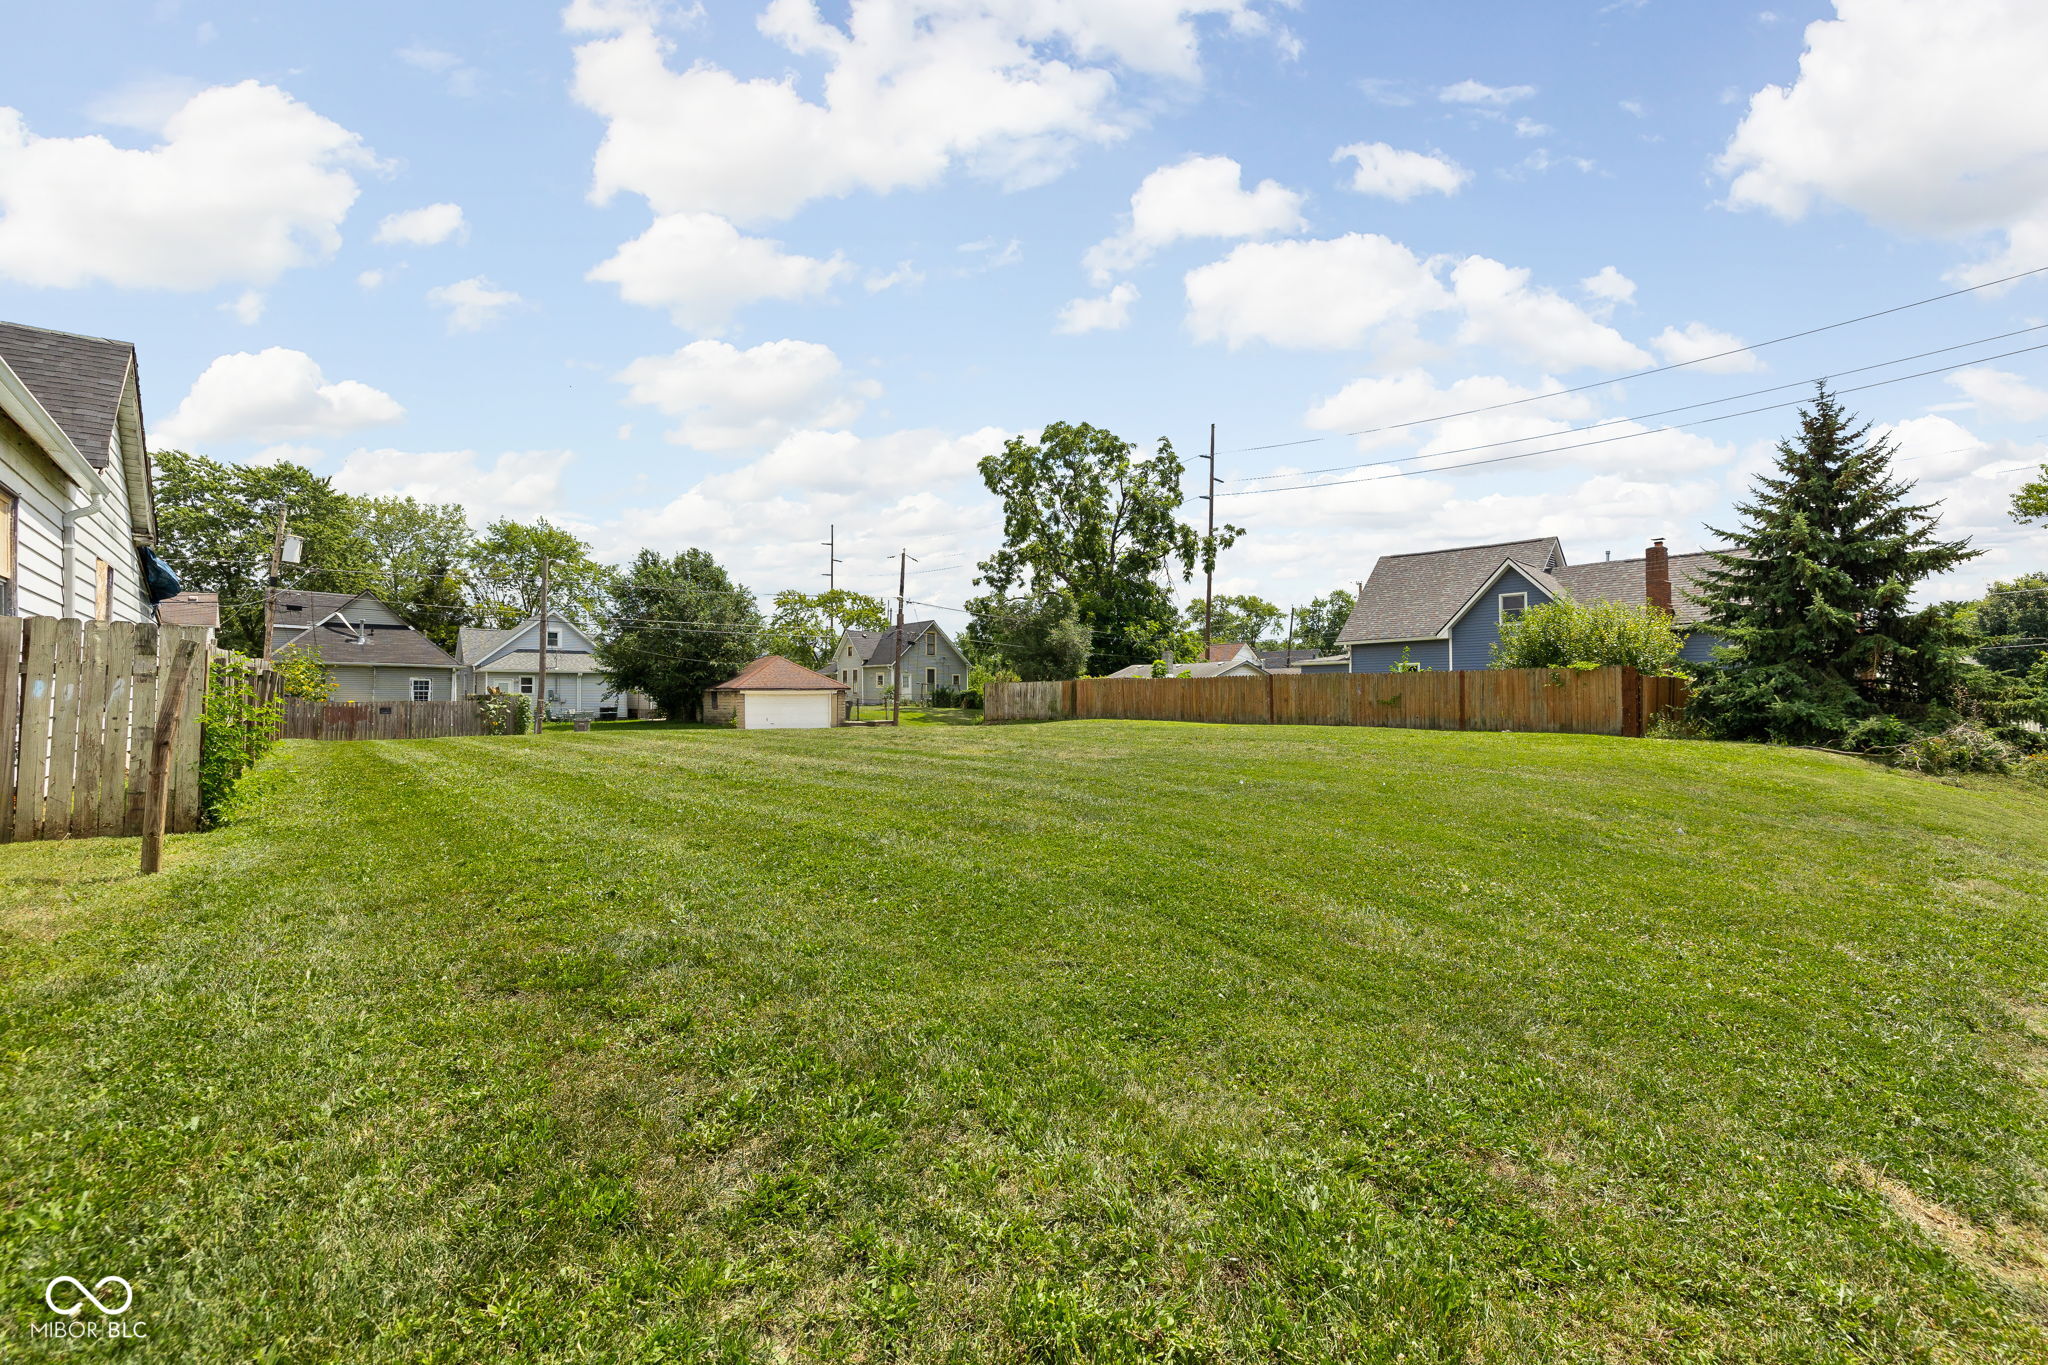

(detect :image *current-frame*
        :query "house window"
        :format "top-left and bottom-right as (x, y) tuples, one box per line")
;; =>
(846, 645), (855, 658)
(0, 487), (15, 614)
(94, 558), (112, 621)
(1499, 592), (1528, 622)
(518, 676), (535, 695)
(546, 630), (560, 648)
(925, 667), (936, 686)
(952, 674), (961, 687)
(925, 634), (935, 656)
(411, 678), (432, 702)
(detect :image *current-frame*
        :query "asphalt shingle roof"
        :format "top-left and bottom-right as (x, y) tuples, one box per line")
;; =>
(1550, 552), (1722, 626)
(712, 655), (849, 691)
(155, 592), (220, 628)
(0, 321), (135, 469)
(268, 589), (459, 668)
(455, 626), (517, 664)
(850, 621), (939, 665)
(1102, 659), (1265, 679)
(1336, 538), (1564, 644)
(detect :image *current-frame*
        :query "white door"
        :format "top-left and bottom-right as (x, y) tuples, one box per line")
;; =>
(744, 692), (832, 730)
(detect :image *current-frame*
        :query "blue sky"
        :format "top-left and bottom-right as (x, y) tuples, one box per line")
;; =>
(3, 0), (2043, 617)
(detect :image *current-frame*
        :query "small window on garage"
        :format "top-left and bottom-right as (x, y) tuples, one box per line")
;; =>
(411, 678), (431, 702)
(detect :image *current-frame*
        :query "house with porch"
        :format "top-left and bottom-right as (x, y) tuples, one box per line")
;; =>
(457, 615), (642, 718)
(1301, 537), (1726, 675)
(825, 620), (971, 704)
(270, 589), (464, 700)
(0, 320), (163, 621)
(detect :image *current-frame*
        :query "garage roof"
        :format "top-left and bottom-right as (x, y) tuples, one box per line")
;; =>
(711, 654), (849, 691)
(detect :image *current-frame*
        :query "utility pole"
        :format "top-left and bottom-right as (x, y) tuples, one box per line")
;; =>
(821, 524), (844, 639)
(1286, 605), (1295, 656)
(1202, 423), (1217, 658)
(535, 557), (550, 735)
(261, 503), (289, 660)
(890, 549), (910, 727)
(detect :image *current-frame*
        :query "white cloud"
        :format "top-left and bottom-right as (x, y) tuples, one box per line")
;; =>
(375, 202), (467, 247)
(156, 348), (404, 447)
(587, 211), (848, 332)
(0, 80), (377, 290)
(1056, 282), (1138, 333)
(1184, 233), (1450, 349)
(1305, 370), (1598, 454)
(1717, 0), (2048, 281)
(1332, 142), (1468, 201)
(1450, 257), (1651, 371)
(1082, 155), (1305, 280)
(1580, 265), (1636, 305)
(221, 289), (265, 325)
(332, 448), (573, 523)
(566, 1), (1293, 231)
(1512, 117), (1552, 138)
(1438, 79), (1536, 106)
(356, 268), (387, 290)
(1650, 322), (1761, 373)
(612, 339), (878, 450)
(398, 45), (481, 97)
(427, 276), (522, 332)
(1947, 367), (2048, 423)
(85, 75), (204, 131)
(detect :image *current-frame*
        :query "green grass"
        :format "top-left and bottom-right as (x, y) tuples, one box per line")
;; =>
(4, 721), (2047, 1362)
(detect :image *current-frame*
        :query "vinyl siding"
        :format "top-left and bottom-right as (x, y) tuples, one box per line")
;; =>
(835, 628), (970, 702)
(1446, 567), (1554, 670)
(472, 668), (629, 714)
(1679, 629), (1725, 664)
(1347, 639), (1451, 674)
(0, 404), (147, 622)
(325, 664), (461, 703)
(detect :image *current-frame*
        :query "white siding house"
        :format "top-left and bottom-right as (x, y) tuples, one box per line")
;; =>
(0, 321), (159, 622)
(458, 616), (638, 718)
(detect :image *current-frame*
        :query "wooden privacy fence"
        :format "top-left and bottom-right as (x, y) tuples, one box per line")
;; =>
(986, 667), (1690, 738)
(0, 618), (215, 842)
(282, 698), (491, 741)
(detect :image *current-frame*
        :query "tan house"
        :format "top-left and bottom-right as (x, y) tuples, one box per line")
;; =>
(704, 655), (848, 729)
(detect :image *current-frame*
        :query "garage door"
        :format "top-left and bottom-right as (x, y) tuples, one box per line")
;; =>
(744, 691), (834, 730)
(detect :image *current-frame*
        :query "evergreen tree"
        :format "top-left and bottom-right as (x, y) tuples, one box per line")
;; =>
(1691, 385), (1979, 744)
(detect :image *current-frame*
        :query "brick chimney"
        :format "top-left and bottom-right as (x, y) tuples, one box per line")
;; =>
(1644, 538), (1672, 614)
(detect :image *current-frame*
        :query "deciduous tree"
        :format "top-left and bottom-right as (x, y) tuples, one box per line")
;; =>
(764, 589), (890, 669)
(594, 549), (762, 720)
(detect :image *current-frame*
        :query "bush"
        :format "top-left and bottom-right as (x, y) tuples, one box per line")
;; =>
(474, 691), (532, 735)
(1891, 723), (2020, 776)
(199, 651), (282, 828)
(1494, 597), (1688, 674)
(275, 646), (336, 701)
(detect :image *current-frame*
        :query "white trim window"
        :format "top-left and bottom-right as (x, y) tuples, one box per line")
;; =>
(411, 678), (432, 702)
(518, 676), (535, 695)
(546, 630), (561, 648)
(1498, 592), (1529, 622)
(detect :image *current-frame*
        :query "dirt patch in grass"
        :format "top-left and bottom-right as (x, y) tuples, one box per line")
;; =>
(1850, 1162), (2048, 1294)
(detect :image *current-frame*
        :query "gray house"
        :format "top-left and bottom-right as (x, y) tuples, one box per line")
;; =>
(825, 620), (971, 703)
(1303, 537), (1726, 675)
(270, 589), (463, 701)
(458, 614), (644, 719)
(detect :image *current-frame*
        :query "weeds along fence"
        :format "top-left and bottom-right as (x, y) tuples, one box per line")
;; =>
(985, 667), (1690, 738)
(281, 699), (491, 741)
(0, 618), (221, 842)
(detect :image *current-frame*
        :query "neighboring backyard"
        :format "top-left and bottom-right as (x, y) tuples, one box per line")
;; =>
(3, 721), (2047, 1362)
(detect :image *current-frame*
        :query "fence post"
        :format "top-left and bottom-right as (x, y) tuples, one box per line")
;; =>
(1619, 666), (1643, 738)
(140, 640), (200, 874)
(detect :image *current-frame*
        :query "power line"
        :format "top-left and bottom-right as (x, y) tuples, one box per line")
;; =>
(1217, 261), (2048, 456)
(1227, 322), (2048, 486)
(1218, 339), (2048, 498)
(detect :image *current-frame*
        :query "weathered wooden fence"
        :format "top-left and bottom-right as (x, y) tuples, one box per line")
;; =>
(282, 698), (490, 741)
(986, 667), (1690, 738)
(0, 618), (215, 842)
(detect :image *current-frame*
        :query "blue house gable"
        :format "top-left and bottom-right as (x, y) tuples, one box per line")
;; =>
(1331, 536), (1729, 674)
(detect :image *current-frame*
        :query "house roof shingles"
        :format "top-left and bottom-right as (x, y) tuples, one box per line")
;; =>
(1550, 552), (1720, 626)
(1336, 538), (1563, 644)
(712, 655), (849, 691)
(846, 621), (939, 665)
(268, 589), (459, 668)
(455, 626), (517, 664)
(155, 592), (220, 628)
(0, 321), (135, 468)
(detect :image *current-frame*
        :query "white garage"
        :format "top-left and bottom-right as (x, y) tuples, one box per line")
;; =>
(704, 655), (848, 730)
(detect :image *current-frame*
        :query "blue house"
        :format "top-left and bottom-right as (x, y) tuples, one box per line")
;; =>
(1302, 537), (1727, 675)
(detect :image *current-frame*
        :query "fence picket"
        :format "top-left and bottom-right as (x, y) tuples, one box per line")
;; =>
(0, 618), (20, 839)
(280, 698), (489, 740)
(95, 624), (137, 834)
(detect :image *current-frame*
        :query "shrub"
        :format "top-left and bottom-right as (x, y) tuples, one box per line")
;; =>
(1493, 597), (1687, 674)
(1891, 723), (2019, 776)
(275, 646), (336, 701)
(474, 691), (531, 735)
(199, 651), (282, 828)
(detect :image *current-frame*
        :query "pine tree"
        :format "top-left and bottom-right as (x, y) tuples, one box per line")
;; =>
(1692, 385), (1979, 744)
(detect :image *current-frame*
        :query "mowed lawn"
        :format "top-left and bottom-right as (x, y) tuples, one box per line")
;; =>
(4, 721), (2048, 1363)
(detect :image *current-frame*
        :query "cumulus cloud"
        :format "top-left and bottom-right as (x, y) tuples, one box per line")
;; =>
(613, 338), (879, 450)
(1305, 370), (1597, 454)
(1650, 322), (1762, 373)
(1717, 0), (2048, 281)
(1438, 79), (1535, 106)
(1082, 155), (1305, 281)
(586, 211), (848, 332)
(375, 202), (467, 247)
(0, 80), (377, 290)
(1580, 265), (1636, 305)
(156, 348), (404, 447)
(1056, 282), (1139, 333)
(1332, 142), (1468, 201)
(566, 0), (1291, 230)
(397, 45), (481, 98)
(1450, 257), (1651, 372)
(427, 276), (523, 332)
(332, 447), (574, 523)
(1184, 233), (1450, 349)
(1947, 367), (2048, 423)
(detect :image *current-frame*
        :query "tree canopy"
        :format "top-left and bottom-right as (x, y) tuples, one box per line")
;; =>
(2013, 463), (2047, 527)
(764, 589), (890, 670)
(1691, 386), (1979, 744)
(1185, 594), (1283, 650)
(467, 519), (615, 628)
(1972, 572), (2048, 678)
(975, 422), (1236, 675)
(594, 549), (762, 720)
(1491, 598), (1687, 674)
(963, 590), (1092, 681)
(1296, 589), (1356, 653)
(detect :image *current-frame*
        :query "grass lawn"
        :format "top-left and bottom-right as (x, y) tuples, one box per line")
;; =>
(4, 721), (2047, 1362)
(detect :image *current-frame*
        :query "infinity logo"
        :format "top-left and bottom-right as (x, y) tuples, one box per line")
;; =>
(44, 1277), (133, 1317)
